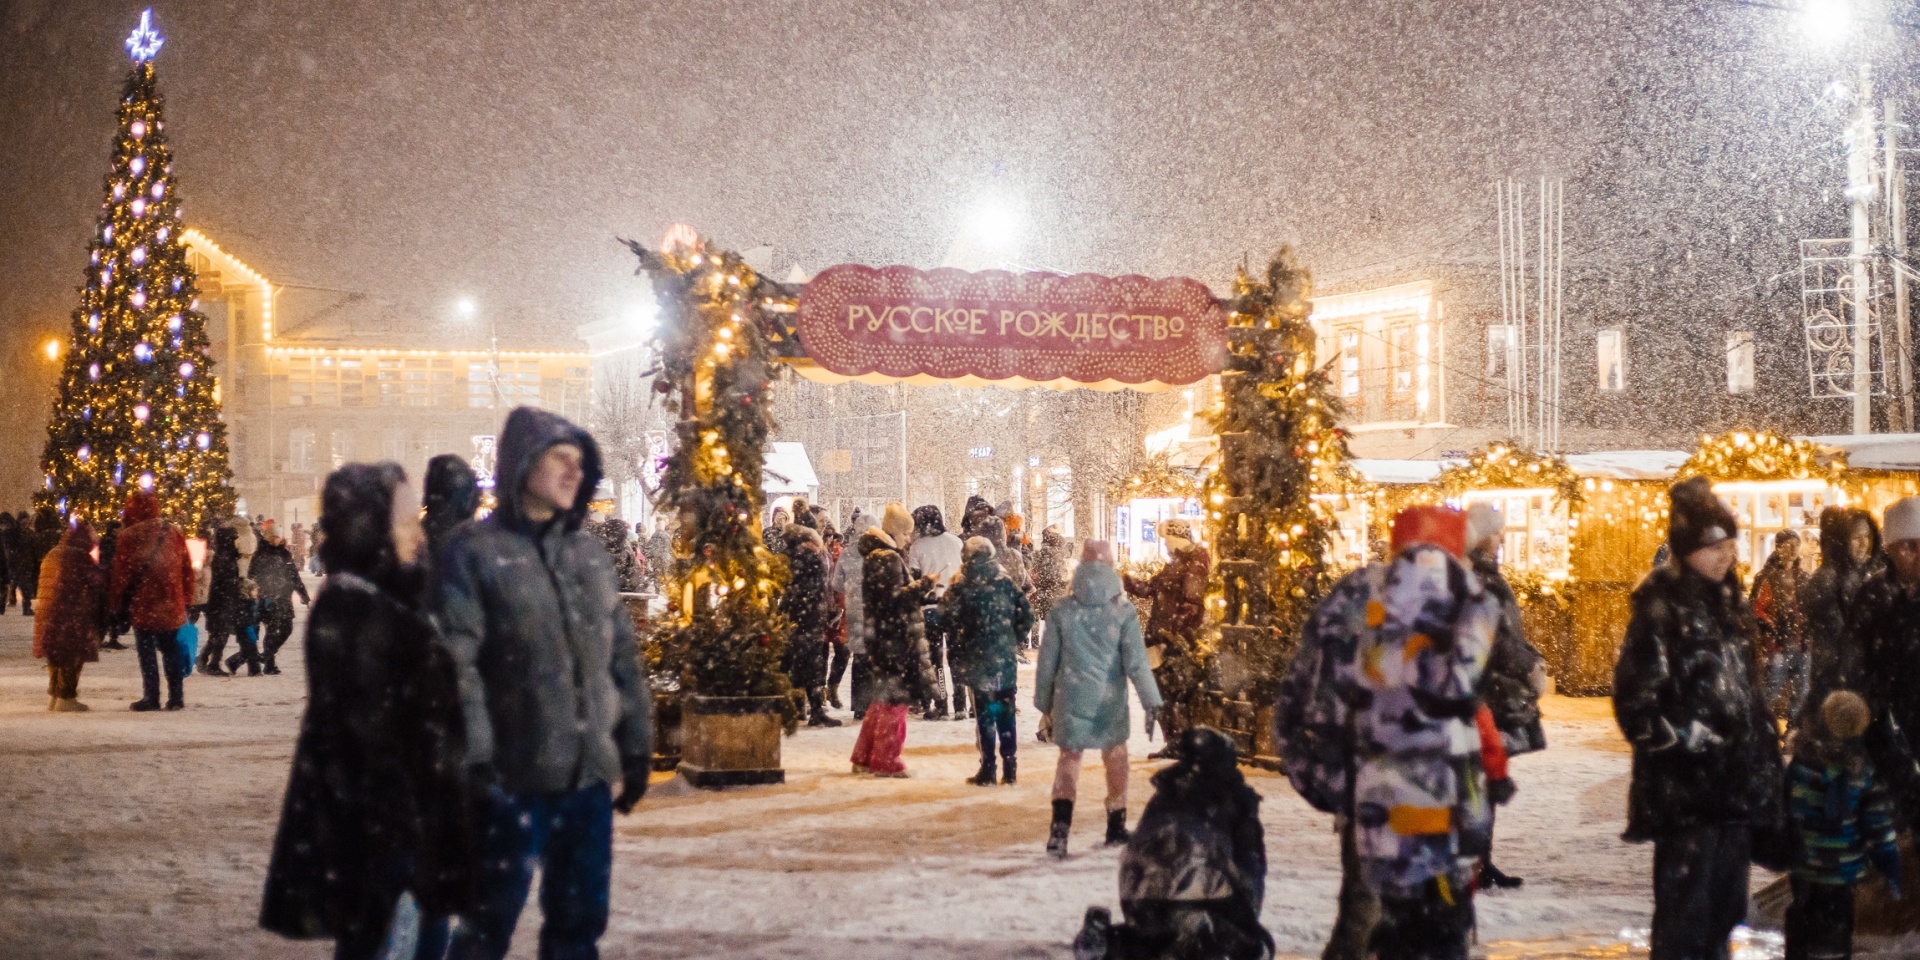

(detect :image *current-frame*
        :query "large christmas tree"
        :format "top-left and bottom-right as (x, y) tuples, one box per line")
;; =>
(1206, 248), (1349, 709)
(40, 10), (234, 531)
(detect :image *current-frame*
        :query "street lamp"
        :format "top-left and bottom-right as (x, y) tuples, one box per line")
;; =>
(43, 339), (61, 362)
(457, 297), (501, 410)
(1801, 0), (1853, 47)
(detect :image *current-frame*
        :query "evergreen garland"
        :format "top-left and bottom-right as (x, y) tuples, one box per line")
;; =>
(626, 234), (800, 728)
(1205, 248), (1349, 704)
(41, 35), (234, 531)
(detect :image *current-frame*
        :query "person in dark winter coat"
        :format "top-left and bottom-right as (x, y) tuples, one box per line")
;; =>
(1032, 527), (1070, 625)
(1753, 529), (1811, 724)
(782, 523), (839, 727)
(252, 521), (311, 675)
(198, 525), (249, 677)
(422, 453), (480, 560)
(1614, 476), (1784, 960)
(1805, 506), (1884, 700)
(1844, 497), (1920, 819)
(959, 495), (995, 541)
(110, 491), (195, 711)
(1123, 519), (1210, 755)
(0, 512), (15, 616)
(15, 506), (60, 616)
(908, 504), (967, 719)
(34, 523), (105, 711)
(1073, 727), (1272, 960)
(590, 515), (642, 593)
(96, 520), (125, 649)
(1464, 504), (1546, 891)
(851, 527), (935, 777)
(436, 407), (653, 960)
(940, 537), (1034, 786)
(1783, 689), (1902, 960)
(260, 462), (473, 960)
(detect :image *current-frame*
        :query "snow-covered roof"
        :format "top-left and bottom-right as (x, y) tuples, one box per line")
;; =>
(1805, 433), (1920, 471)
(1349, 459), (1449, 485)
(762, 441), (818, 494)
(1563, 450), (1688, 481)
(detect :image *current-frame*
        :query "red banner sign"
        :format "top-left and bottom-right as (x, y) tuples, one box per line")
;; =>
(795, 265), (1228, 388)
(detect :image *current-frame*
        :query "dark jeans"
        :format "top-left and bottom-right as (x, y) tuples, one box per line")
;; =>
(1324, 818), (1381, 960)
(827, 641), (850, 692)
(1785, 876), (1855, 960)
(135, 627), (184, 705)
(972, 687), (1016, 774)
(1370, 880), (1473, 960)
(449, 783), (613, 960)
(1652, 824), (1751, 960)
(262, 598), (297, 660)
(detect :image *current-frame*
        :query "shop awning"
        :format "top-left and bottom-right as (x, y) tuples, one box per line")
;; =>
(763, 442), (818, 495)
(1806, 433), (1920, 471)
(1563, 450), (1688, 481)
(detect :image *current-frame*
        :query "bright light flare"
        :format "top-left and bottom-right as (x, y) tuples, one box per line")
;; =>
(965, 196), (1023, 249)
(455, 297), (477, 319)
(43, 340), (60, 361)
(1801, 0), (1853, 48)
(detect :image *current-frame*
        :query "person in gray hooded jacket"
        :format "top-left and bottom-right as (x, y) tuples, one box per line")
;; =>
(436, 406), (653, 960)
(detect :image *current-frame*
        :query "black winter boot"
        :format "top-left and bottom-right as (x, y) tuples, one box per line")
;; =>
(1105, 808), (1129, 846)
(1072, 907), (1113, 960)
(967, 757), (997, 786)
(1001, 757), (1017, 785)
(262, 655), (280, 676)
(1481, 861), (1524, 889)
(1047, 799), (1073, 859)
(201, 636), (230, 677)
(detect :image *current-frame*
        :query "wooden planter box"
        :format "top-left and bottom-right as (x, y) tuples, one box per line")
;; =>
(678, 694), (786, 789)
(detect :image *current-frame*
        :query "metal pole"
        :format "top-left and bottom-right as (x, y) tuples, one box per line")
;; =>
(1851, 63), (1877, 434)
(1538, 177), (1548, 449)
(1495, 182), (1514, 438)
(1887, 97), (1914, 432)
(490, 315), (503, 411)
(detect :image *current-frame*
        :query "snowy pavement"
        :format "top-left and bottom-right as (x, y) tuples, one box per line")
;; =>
(0, 596), (1775, 959)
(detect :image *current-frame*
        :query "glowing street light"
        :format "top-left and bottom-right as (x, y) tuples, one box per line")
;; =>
(456, 297), (501, 409)
(1801, 0), (1853, 48)
(43, 339), (61, 361)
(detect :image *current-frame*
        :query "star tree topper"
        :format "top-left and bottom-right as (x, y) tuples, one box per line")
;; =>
(126, 8), (165, 62)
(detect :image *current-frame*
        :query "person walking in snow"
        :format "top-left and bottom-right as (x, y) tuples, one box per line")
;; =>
(851, 525), (936, 777)
(261, 463), (474, 960)
(782, 523), (839, 727)
(1753, 529), (1811, 724)
(1275, 506), (1497, 960)
(1805, 507), (1885, 700)
(34, 522), (105, 712)
(822, 529), (852, 709)
(1031, 526), (1069, 627)
(1072, 727), (1273, 960)
(198, 523), (250, 676)
(437, 408), (654, 960)
(1782, 689), (1902, 960)
(908, 504), (967, 720)
(16, 506), (61, 616)
(111, 491), (195, 712)
(941, 536), (1033, 786)
(1035, 540), (1162, 859)
(1463, 503), (1546, 890)
(833, 517), (873, 718)
(0, 512), (16, 616)
(251, 520), (310, 676)
(1614, 477), (1783, 960)
(1840, 497), (1920, 820)
(1123, 519), (1210, 756)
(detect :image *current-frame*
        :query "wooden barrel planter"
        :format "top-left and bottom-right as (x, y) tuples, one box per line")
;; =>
(677, 695), (786, 788)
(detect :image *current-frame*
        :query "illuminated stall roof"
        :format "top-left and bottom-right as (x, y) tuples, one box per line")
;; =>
(1806, 433), (1920, 471)
(1563, 450), (1688, 481)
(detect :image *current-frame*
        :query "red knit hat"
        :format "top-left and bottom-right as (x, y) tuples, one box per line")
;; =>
(1391, 505), (1467, 559)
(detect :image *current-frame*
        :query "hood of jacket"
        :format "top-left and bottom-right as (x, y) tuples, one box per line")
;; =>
(493, 406), (603, 535)
(318, 462), (406, 581)
(1070, 559), (1125, 604)
(912, 504), (946, 538)
(59, 523), (97, 552)
(881, 503), (914, 547)
(1819, 507), (1853, 571)
(122, 491), (160, 526)
(859, 527), (896, 556)
(424, 454), (480, 528)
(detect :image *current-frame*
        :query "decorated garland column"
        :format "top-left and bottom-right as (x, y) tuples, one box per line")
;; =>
(627, 234), (802, 778)
(1202, 248), (1349, 754)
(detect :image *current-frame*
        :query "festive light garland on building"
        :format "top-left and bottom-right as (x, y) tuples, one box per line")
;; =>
(1677, 430), (1845, 484)
(627, 232), (799, 726)
(1111, 451), (1204, 501)
(1435, 441), (1584, 508)
(40, 10), (234, 532)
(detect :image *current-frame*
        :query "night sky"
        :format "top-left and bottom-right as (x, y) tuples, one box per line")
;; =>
(0, 0), (1904, 497)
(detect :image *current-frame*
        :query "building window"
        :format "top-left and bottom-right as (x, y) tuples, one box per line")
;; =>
(328, 430), (350, 469)
(1488, 324), (1516, 380)
(288, 428), (315, 473)
(1727, 331), (1756, 395)
(1389, 325), (1415, 397)
(1597, 329), (1626, 392)
(1339, 330), (1361, 397)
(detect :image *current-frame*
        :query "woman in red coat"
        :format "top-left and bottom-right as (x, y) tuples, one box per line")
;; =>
(35, 523), (105, 711)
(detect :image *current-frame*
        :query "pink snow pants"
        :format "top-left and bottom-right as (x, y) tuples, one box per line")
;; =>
(852, 703), (909, 774)
(1051, 744), (1130, 812)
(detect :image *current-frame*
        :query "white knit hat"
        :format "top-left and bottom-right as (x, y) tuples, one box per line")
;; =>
(1465, 502), (1504, 551)
(1885, 497), (1920, 544)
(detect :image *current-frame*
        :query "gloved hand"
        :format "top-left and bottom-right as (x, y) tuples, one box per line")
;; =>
(1145, 712), (1158, 742)
(1488, 777), (1517, 806)
(615, 760), (650, 815)
(1677, 720), (1724, 754)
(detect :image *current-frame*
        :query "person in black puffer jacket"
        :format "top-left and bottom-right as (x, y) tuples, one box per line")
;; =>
(1804, 506), (1885, 704)
(251, 521), (311, 676)
(260, 462), (473, 960)
(421, 454), (479, 561)
(782, 523), (838, 728)
(1614, 477), (1783, 960)
(850, 527), (935, 777)
(1072, 727), (1272, 960)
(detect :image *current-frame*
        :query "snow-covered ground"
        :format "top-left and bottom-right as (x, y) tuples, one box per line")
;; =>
(0, 595), (1776, 959)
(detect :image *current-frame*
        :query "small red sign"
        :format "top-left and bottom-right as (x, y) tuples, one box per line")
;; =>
(795, 265), (1227, 387)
